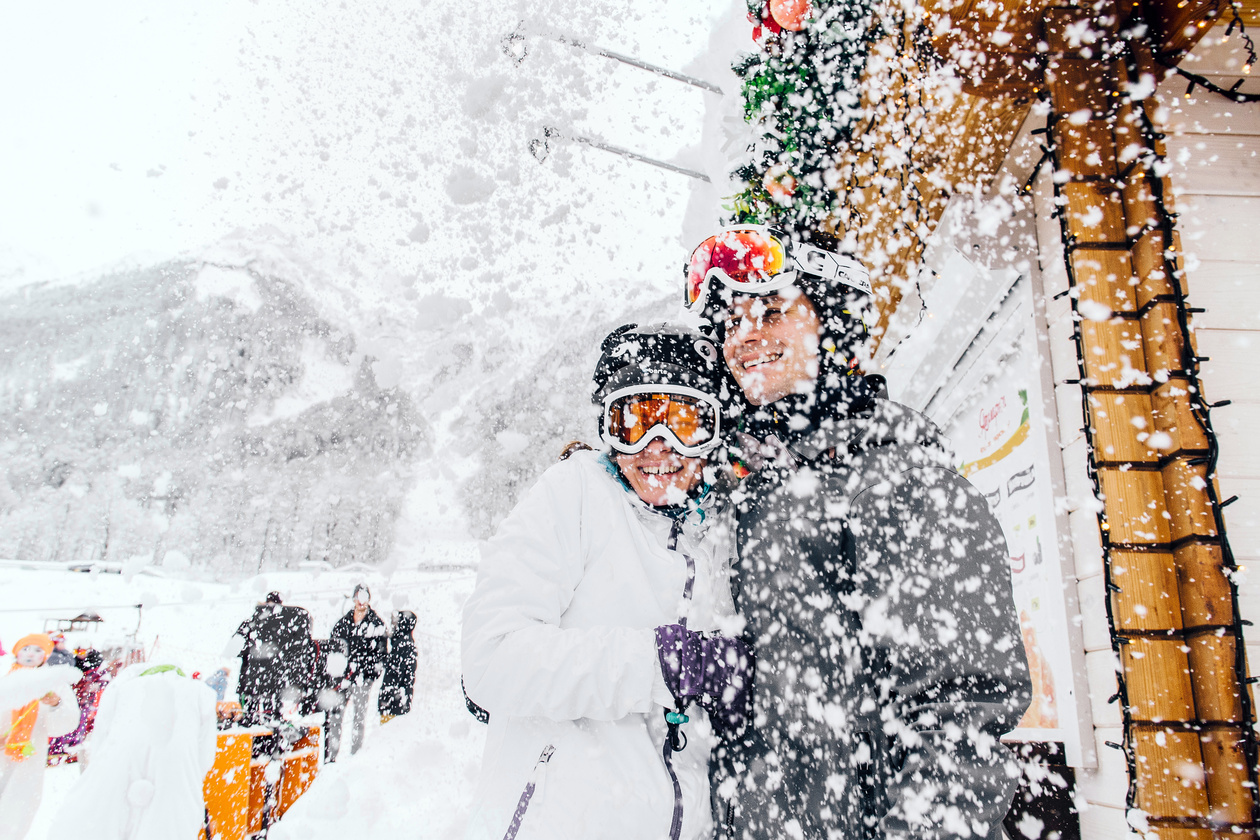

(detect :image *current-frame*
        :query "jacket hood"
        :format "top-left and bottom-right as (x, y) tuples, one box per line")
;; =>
(743, 369), (875, 446)
(393, 611), (417, 636)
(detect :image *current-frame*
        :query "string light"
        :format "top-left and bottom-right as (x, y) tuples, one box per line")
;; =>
(1035, 20), (1260, 831)
(1156, 2), (1260, 103)
(1228, 0), (1258, 74)
(1163, 61), (1260, 102)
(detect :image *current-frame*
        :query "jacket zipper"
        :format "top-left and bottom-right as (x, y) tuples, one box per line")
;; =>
(662, 518), (697, 840)
(666, 518), (697, 629)
(501, 745), (555, 840)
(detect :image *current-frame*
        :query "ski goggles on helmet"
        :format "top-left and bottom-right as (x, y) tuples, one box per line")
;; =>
(600, 386), (722, 457)
(684, 225), (872, 310)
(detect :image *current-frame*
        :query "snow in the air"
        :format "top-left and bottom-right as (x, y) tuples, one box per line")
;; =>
(2, 0), (1256, 837)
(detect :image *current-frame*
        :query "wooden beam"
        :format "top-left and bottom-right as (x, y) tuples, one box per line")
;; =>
(1043, 23), (1256, 828)
(1133, 727), (1212, 816)
(1151, 378), (1212, 453)
(1110, 550), (1184, 629)
(1174, 543), (1235, 628)
(922, 0), (1260, 100)
(1121, 637), (1197, 720)
(1091, 393), (1160, 463)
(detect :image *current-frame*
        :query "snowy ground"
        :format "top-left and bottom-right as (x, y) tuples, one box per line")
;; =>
(0, 541), (486, 840)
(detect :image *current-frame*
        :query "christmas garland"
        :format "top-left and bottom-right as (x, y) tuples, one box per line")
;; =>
(728, 0), (896, 233)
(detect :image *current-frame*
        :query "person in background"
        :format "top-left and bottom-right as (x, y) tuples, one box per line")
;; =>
(46, 662), (217, 840)
(304, 638), (343, 763)
(326, 585), (386, 760)
(48, 648), (109, 764)
(227, 592), (315, 723)
(204, 667), (230, 704)
(0, 633), (81, 840)
(46, 635), (74, 667)
(378, 611), (418, 723)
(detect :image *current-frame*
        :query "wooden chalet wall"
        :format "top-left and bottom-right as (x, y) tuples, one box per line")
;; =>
(1018, 18), (1259, 832)
(1157, 30), (1260, 678)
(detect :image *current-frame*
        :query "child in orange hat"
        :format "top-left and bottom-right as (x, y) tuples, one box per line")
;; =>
(0, 633), (80, 839)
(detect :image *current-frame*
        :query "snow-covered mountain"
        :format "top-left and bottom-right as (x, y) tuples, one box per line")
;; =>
(0, 248), (678, 572)
(0, 260), (426, 572)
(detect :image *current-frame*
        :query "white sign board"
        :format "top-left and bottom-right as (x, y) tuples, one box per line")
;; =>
(944, 323), (1087, 762)
(880, 239), (1093, 767)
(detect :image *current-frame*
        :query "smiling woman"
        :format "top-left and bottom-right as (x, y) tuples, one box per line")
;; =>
(461, 323), (752, 840)
(615, 438), (708, 507)
(604, 383), (720, 506)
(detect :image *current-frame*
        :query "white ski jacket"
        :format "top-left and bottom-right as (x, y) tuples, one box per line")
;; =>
(462, 450), (735, 840)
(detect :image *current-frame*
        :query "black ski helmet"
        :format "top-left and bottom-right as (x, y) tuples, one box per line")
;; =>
(592, 323), (723, 406)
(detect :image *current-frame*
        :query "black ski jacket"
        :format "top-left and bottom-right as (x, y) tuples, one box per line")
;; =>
(234, 604), (316, 698)
(330, 607), (387, 684)
(379, 611), (418, 716)
(714, 400), (1032, 840)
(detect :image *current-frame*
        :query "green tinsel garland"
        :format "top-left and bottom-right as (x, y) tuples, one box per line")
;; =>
(728, 0), (891, 233)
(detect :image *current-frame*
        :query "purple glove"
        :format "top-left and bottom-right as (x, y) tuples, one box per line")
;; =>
(655, 624), (753, 736)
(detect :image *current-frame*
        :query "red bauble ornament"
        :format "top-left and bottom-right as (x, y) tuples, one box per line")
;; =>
(769, 0), (811, 31)
(763, 166), (797, 201)
(752, 1), (781, 38)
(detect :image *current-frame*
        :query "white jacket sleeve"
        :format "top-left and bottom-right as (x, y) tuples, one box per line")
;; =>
(41, 668), (82, 739)
(461, 458), (658, 722)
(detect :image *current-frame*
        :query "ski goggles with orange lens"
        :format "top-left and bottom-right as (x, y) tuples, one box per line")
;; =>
(684, 225), (872, 310)
(601, 386), (722, 457)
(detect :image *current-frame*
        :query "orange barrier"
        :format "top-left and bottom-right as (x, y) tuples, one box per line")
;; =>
(276, 730), (320, 819)
(202, 724), (321, 839)
(203, 730), (253, 840)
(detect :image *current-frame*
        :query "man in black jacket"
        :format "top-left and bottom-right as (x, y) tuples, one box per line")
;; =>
(230, 592), (315, 723)
(326, 584), (386, 760)
(684, 228), (1032, 840)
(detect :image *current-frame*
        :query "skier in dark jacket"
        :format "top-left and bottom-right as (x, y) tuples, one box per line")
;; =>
(230, 592), (316, 723)
(378, 610), (418, 722)
(684, 226), (1032, 840)
(326, 584), (387, 760)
